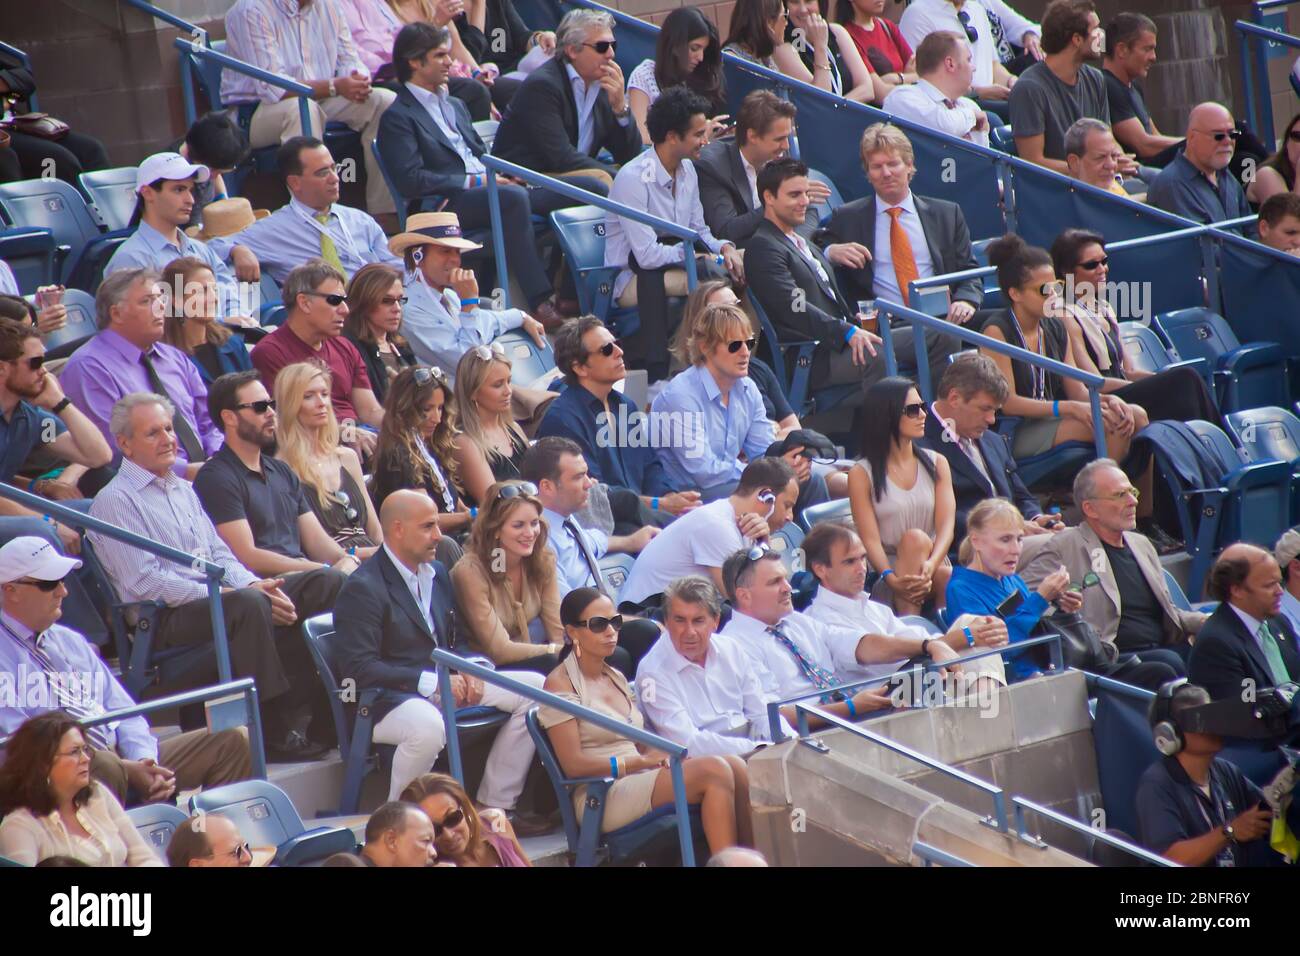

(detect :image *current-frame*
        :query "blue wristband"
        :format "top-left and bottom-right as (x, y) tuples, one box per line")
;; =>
(880, 568), (894, 578)
(461, 297), (480, 307)
(963, 625), (974, 647)
(651, 497), (659, 511)
(1052, 399), (1060, 418)
(844, 325), (856, 344)
(610, 757), (619, 778)
(469, 507), (478, 518)
(844, 696), (857, 718)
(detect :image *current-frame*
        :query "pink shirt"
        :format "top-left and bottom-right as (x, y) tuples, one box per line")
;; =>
(337, 0), (403, 74)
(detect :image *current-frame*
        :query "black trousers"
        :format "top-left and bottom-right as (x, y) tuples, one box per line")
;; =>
(448, 76), (491, 122)
(1102, 652), (1180, 691)
(3, 129), (109, 183)
(1112, 365), (1218, 425)
(449, 184), (553, 308)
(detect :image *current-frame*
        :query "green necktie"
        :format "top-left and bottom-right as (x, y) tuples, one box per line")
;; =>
(1257, 622), (1293, 686)
(315, 212), (345, 275)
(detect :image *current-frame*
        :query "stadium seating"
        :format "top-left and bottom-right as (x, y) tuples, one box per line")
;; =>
(768, 521), (805, 574)
(597, 552), (635, 605)
(127, 802), (190, 858)
(1116, 322), (1211, 383)
(994, 416), (1094, 488)
(1224, 405), (1300, 523)
(799, 497), (851, 531)
(78, 167), (141, 233)
(990, 125), (1017, 156)
(189, 779), (357, 867)
(806, 167), (844, 225)
(1153, 307), (1289, 413)
(494, 327), (557, 387)
(0, 226), (59, 294)
(549, 205), (639, 339)
(748, 293), (859, 418)
(30, 287), (97, 359)
(0, 178), (127, 291)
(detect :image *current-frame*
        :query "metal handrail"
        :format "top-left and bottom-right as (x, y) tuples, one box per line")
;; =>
(479, 154), (702, 309)
(430, 648), (696, 866)
(0, 678), (266, 780)
(0, 482), (232, 682)
(122, 0), (207, 44)
(171, 38), (314, 136)
(1084, 671), (1156, 703)
(1238, 19), (1300, 146)
(1012, 795), (1177, 866)
(874, 299), (1108, 454)
(913, 841), (977, 867)
(793, 701), (1011, 832)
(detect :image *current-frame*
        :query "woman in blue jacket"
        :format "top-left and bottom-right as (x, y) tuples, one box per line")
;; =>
(160, 256), (253, 385)
(946, 498), (1081, 681)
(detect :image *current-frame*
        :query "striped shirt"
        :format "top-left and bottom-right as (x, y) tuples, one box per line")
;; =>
(88, 457), (258, 607)
(223, 0), (365, 105)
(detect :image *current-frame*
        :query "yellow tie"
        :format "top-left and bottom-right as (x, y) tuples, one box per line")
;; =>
(315, 212), (345, 275)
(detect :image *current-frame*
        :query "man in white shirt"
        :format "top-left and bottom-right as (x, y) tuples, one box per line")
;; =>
(1276, 530), (1300, 639)
(802, 523), (1008, 686)
(883, 31), (990, 148)
(900, 0), (1025, 114)
(620, 457), (796, 608)
(636, 575), (793, 756)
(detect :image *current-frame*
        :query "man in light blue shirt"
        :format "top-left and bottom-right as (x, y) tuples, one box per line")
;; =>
(208, 137), (401, 286)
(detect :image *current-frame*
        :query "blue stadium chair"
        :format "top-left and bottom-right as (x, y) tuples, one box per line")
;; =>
(257, 272), (282, 321)
(189, 779), (357, 867)
(0, 226), (58, 293)
(1162, 568), (1217, 615)
(549, 205), (639, 339)
(524, 707), (704, 866)
(30, 288), (97, 359)
(749, 293), (858, 418)
(128, 802), (190, 859)
(769, 521), (805, 574)
(597, 552), (635, 604)
(473, 119), (499, 152)
(301, 613), (509, 815)
(799, 497), (851, 531)
(806, 167), (844, 224)
(0, 178), (126, 290)
(78, 167), (140, 232)
(370, 136), (409, 231)
(995, 417), (1094, 488)
(1224, 405), (1300, 523)
(1117, 321), (1210, 383)
(494, 327), (557, 386)
(971, 238), (993, 266)
(990, 125), (1017, 156)
(900, 614), (941, 635)
(1152, 307), (1288, 412)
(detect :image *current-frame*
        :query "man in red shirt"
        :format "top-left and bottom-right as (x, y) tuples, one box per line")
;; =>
(250, 259), (385, 456)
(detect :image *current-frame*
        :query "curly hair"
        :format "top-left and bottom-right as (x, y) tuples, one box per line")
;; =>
(376, 365), (459, 502)
(0, 712), (94, 817)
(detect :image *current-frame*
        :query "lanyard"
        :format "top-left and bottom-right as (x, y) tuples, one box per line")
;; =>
(1007, 308), (1047, 401)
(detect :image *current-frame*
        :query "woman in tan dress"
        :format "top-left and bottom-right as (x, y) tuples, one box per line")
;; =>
(540, 587), (753, 853)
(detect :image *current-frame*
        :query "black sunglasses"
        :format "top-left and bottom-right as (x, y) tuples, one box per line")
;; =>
(16, 576), (67, 592)
(582, 40), (618, 53)
(412, 365), (448, 386)
(727, 337), (758, 354)
(1078, 256), (1110, 270)
(432, 807), (465, 836)
(902, 402), (927, 419)
(495, 481), (538, 501)
(304, 291), (347, 306)
(588, 340), (621, 358)
(956, 9), (978, 43)
(8, 355), (45, 371)
(573, 614), (623, 632)
(234, 399), (277, 415)
(1204, 130), (1241, 142)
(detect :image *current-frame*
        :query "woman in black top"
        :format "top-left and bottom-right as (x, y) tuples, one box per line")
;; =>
(979, 234), (1147, 462)
(781, 0), (880, 103)
(345, 263), (416, 406)
(452, 344), (529, 507)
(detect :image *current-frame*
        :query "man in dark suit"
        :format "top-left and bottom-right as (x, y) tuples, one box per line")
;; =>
(379, 23), (570, 328)
(492, 9), (643, 192)
(334, 490), (549, 831)
(815, 123), (983, 329)
(918, 352), (1061, 545)
(1190, 544), (1300, 704)
(745, 158), (955, 395)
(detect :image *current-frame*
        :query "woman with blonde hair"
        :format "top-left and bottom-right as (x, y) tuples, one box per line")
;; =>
(400, 772), (532, 867)
(450, 479), (567, 673)
(344, 263), (416, 405)
(274, 361), (381, 554)
(451, 344), (529, 507)
(945, 497), (1078, 681)
(160, 256), (252, 385)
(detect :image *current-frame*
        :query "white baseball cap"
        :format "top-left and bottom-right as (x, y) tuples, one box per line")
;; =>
(1275, 528), (1300, 570)
(135, 151), (211, 194)
(0, 536), (83, 585)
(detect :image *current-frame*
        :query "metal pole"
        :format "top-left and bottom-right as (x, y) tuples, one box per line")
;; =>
(437, 660), (463, 783)
(247, 683), (267, 780)
(1200, 233), (1222, 313)
(1240, 32), (1257, 141)
(1087, 386), (1107, 458)
(670, 756), (695, 866)
(486, 173), (511, 308)
(205, 575), (232, 683)
(877, 305), (898, 378)
(912, 315), (932, 401)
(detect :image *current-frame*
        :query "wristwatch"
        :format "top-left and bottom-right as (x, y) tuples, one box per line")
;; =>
(51, 397), (71, 414)
(1221, 823), (1237, 843)
(920, 638), (933, 657)
(328, 77), (337, 97)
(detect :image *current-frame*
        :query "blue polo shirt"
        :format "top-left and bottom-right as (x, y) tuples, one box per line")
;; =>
(0, 400), (65, 483)
(1147, 153), (1251, 232)
(1135, 755), (1266, 866)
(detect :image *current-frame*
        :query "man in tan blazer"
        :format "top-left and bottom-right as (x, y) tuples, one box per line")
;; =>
(1020, 459), (1202, 684)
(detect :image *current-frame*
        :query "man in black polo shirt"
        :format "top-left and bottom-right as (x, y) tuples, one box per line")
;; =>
(194, 370), (354, 746)
(1136, 681), (1281, 867)
(1101, 13), (1183, 169)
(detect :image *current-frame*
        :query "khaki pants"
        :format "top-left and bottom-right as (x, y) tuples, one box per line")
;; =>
(247, 89), (397, 215)
(91, 727), (252, 805)
(615, 267), (690, 308)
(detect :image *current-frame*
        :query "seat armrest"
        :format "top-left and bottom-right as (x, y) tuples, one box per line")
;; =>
(275, 826), (359, 867)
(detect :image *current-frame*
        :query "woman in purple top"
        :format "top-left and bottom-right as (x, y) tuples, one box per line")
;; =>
(402, 772), (532, 867)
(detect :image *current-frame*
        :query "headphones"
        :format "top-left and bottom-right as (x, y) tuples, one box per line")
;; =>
(756, 490), (776, 505)
(412, 247), (424, 265)
(1151, 677), (1190, 756)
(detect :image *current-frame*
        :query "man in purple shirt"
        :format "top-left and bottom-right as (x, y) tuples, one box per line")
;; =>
(61, 268), (222, 480)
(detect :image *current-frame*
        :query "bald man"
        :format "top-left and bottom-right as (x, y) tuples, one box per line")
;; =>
(1148, 102), (1251, 229)
(333, 490), (552, 834)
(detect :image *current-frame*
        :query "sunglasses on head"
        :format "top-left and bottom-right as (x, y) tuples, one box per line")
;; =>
(234, 399), (277, 415)
(727, 337), (758, 354)
(744, 543), (774, 564)
(582, 40), (618, 53)
(902, 402), (926, 419)
(588, 340), (621, 358)
(7, 355), (45, 371)
(471, 343), (507, 362)
(574, 614), (623, 632)
(1078, 256), (1110, 270)
(494, 481), (538, 501)
(956, 9), (978, 43)
(15, 575), (67, 592)
(432, 807), (465, 836)
(304, 291), (347, 307)
(412, 365), (447, 387)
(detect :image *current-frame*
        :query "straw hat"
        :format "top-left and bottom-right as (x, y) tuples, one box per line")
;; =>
(186, 196), (270, 240)
(387, 212), (482, 255)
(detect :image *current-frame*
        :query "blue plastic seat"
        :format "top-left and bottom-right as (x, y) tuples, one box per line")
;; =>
(0, 226), (58, 293)
(994, 416), (1095, 489)
(369, 136), (409, 230)
(749, 293), (858, 418)
(127, 802), (190, 860)
(1224, 405), (1300, 524)
(1116, 321), (1213, 380)
(768, 521), (805, 574)
(0, 178), (125, 290)
(1152, 307), (1288, 412)
(805, 167), (844, 225)
(301, 613), (509, 815)
(29, 287), (97, 359)
(494, 327), (557, 387)
(798, 497), (851, 531)
(549, 204), (640, 339)
(189, 779), (357, 867)
(524, 707), (703, 866)
(78, 167), (140, 232)
(990, 125), (1017, 156)
(473, 119), (499, 152)
(597, 552), (635, 604)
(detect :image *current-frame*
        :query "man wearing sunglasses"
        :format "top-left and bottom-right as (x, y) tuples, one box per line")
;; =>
(493, 9), (643, 191)
(167, 813), (266, 867)
(1147, 102), (1251, 232)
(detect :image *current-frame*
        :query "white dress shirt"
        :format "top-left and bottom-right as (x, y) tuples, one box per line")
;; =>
(620, 499), (748, 607)
(883, 78), (990, 147)
(400, 274), (525, 381)
(636, 630), (793, 755)
(405, 81), (487, 185)
(721, 609), (864, 702)
(871, 190), (937, 305)
(382, 543), (442, 699)
(805, 586), (929, 680)
(900, 0), (1000, 89)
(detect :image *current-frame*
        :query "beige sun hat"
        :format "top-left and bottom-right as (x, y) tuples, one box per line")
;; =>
(387, 211), (482, 255)
(186, 196), (270, 240)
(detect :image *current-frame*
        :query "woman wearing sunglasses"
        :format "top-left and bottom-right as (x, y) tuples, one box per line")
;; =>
(980, 234), (1147, 464)
(1246, 112), (1300, 206)
(344, 263), (416, 406)
(1050, 229), (1218, 425)
(159, 256), (253, 386)
(452, 344), (529, 508)
(401, 772), (532, 867)
(451, 480), (568, 672)
(540, 586), (752, 853)
(849, 376), (954, 616)
(274, 361), (382, 557)
(0, 713), (162, 866)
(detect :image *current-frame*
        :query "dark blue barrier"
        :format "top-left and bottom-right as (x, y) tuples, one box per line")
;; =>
(1087, 674), (1159, 841)
(1217, 231), (1300, 360)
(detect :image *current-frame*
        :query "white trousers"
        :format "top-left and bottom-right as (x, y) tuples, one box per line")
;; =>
(247, 89), (397, 215)
(372, 670), (544, 806)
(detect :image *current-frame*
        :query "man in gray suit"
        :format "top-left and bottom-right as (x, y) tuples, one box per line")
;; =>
(1021, 458), (1201, 686)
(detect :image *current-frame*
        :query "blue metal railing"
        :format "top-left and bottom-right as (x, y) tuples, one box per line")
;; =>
(122, 0), (207, 43)
(913, 841), (976, 867)
(479, 154), (702, 310)
(430, 648), (697, 866)
(172, 38), (314, 136)
(0, 482), (232, 682)
(1238, 19), (1300, 148)
(1012, 795), (1177, 866)
(0, 678), (266, 781)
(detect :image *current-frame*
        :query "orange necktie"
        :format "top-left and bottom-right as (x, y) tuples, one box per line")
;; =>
(887, 206), (919, 305)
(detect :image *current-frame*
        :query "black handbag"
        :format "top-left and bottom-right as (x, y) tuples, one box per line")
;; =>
(1033, 611), (1115, 672)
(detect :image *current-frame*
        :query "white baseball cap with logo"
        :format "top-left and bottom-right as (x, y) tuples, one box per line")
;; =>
(0, 536), (82, 585)
(1275, 529), (1300, 572)
(135, 151), (211, 194)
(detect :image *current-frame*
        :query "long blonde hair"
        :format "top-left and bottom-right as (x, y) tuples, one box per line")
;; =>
(467, 481), (556, 589)
(385, 0), (438, 23)
(959, 498), (1025, 567)
(274, 361), (339, 508)
(454, 347), (526, 463)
